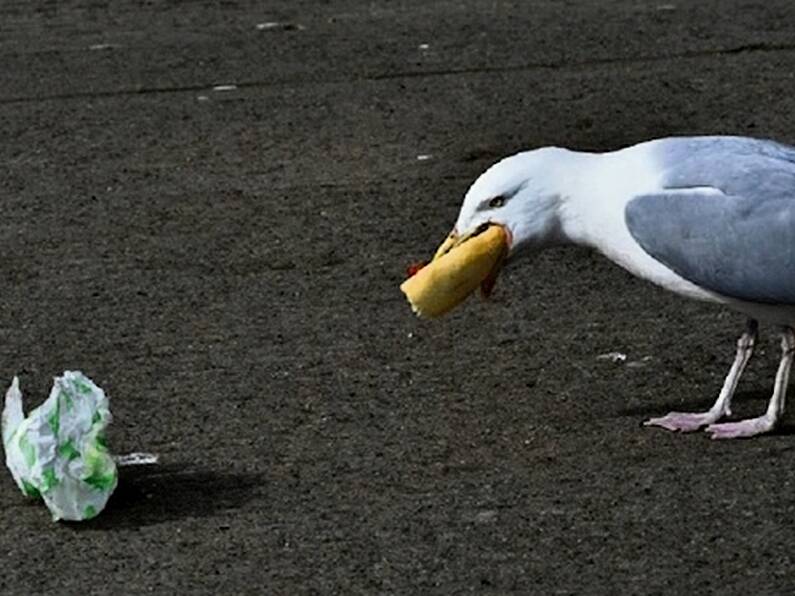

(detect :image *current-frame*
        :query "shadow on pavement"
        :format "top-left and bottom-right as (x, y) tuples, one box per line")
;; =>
(70, 463), (265, 530)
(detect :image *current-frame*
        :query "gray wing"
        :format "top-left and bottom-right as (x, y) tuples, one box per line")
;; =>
(625, 190), (795, 304)
(655, 137), (795, 201)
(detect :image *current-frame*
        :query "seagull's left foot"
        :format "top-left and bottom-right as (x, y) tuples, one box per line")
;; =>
(706, 414), (777, 440)
(706, 328), (795, 439)
(645, 321), (757, 434)
(643, 319), (758, 433)
(644, 410), (724, 432)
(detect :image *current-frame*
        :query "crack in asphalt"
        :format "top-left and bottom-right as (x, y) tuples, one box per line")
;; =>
(1, 41), (794, 106)
(369, 41), (795, 80)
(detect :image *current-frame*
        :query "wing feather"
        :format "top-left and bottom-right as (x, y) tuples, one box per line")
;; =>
(625, 190), (795, 304)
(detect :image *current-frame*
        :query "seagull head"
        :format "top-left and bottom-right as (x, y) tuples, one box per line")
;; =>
(433, 148), (569, 262)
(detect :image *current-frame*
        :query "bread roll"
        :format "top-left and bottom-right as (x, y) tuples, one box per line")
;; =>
(401, 225), (508, 318)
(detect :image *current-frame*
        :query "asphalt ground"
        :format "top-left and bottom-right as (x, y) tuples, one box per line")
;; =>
(2, 1), (795, 593)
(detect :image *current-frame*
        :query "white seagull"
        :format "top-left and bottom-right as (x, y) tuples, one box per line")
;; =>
(446, 136), (795, 439)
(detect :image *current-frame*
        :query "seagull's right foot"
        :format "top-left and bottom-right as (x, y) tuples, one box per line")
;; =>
(643, 410), (724, 433)
(706, 413), (777, 439)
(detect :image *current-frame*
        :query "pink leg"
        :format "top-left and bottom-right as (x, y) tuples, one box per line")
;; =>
(644, 320), (757, 432)
(707, 327), (795, 439)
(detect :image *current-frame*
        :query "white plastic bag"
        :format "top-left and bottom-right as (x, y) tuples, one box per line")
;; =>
(2, 371), (118, 521)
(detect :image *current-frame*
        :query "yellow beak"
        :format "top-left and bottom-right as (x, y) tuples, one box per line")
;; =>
(432, 230), (460, 261)
(432, 226), (484, 261)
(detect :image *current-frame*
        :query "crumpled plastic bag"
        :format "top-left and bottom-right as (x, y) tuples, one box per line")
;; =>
(2, 371), (118, 521)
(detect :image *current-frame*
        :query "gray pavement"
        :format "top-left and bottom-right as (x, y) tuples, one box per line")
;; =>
(2, 1), (795, 593)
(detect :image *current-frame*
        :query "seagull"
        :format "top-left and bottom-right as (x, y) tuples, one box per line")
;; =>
(444, 136), (795, 439)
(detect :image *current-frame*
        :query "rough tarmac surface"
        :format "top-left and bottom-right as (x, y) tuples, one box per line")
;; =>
(2, 1), (795, 593)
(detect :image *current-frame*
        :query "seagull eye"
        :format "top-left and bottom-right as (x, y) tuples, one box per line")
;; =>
(488, 196), (506, 208)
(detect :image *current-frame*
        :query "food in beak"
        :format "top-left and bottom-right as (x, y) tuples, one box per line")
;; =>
(400, 225), (508, 318)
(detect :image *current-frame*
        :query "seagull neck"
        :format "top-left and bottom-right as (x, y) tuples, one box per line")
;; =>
(555, 147), (660, 248)
(545, 150), (603, 246)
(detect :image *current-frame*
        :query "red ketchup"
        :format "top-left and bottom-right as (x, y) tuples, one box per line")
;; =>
(406, 262), (426, 278)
